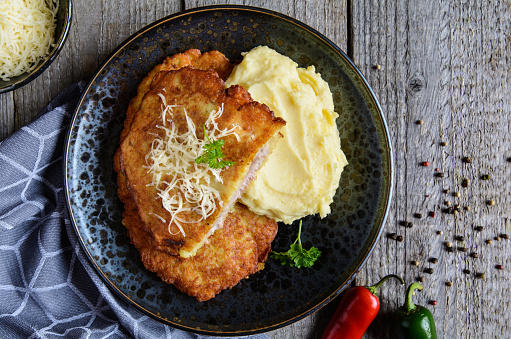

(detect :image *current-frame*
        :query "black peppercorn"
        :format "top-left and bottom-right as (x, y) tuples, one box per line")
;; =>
(424, 268), (434, 274)
(475, 273), (486, 279)
(474, 226), (484, 232)
(387, 233), (397, 240)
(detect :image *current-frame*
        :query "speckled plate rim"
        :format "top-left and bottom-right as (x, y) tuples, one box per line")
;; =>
(63, 5), (393, 336)
(0, 0), (73, 94)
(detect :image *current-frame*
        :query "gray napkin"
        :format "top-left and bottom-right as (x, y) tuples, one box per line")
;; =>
(0, 82), (269, 339)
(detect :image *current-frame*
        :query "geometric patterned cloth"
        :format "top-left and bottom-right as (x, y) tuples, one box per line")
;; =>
(0, 82), (268, 339)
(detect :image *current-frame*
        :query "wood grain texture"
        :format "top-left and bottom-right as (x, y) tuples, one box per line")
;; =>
(352, 1), (511, 338)
(1, 0), (510, 338)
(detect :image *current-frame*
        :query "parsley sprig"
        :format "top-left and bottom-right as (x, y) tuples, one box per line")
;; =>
(195, 125), (235, 169)
(271, 220), (321, 268)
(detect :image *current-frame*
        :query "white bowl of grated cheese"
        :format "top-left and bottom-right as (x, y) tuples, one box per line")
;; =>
(0, 0), (72, 93)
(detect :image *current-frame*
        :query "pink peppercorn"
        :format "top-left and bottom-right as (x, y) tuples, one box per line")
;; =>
(430, 300), (437, 306)
(422, 161), (430, 167)
(496, 265), (504, 270)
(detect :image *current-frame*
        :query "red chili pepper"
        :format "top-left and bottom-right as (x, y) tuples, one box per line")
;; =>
(322, 275), (404, 339)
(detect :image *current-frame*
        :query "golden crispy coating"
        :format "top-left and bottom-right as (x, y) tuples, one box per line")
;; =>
(120, 49), (234, 142)
(119, 67), (285, 257)
(113, 50), (281, 301)
(122, 197), (277, 302)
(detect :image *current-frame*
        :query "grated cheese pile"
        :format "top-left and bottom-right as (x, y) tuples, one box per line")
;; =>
(0, 0), (59, 81)
(145, 93), (239, 237)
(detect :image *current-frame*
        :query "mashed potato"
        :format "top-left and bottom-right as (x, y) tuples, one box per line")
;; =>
(225, 46), (348, 224)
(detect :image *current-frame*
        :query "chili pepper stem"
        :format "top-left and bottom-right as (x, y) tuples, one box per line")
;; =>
(404, 282), (423, 312)
(366, 274), (405, 296)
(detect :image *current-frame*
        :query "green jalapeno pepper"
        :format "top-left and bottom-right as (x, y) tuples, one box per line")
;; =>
(393, 282), (437, 339)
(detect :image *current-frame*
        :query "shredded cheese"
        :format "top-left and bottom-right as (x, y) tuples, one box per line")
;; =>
(0, 0), (59, 81)
(145, 94), (240, 237)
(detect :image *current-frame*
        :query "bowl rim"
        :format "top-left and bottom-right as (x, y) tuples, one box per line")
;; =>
(0, 0), (73, 94)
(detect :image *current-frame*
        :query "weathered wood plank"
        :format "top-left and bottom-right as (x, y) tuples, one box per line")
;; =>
(352, 1), (511, 338)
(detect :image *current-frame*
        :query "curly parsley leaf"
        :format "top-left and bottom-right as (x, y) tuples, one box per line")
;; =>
(271, 220), (321, 268)
(195, 125), (235, 169)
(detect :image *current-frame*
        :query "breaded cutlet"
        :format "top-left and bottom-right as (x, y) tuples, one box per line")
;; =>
(113, 50), (281, 301)
(119, 66), (285, 257)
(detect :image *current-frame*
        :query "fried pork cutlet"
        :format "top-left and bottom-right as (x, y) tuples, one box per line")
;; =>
(113, 50), (281, 301)
(119, 49), (234, 143)
(119, 67), (285, 258)
(122, 193), (277, 302)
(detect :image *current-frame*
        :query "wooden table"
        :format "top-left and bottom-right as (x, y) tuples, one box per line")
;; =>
(2, 1), (510, 338)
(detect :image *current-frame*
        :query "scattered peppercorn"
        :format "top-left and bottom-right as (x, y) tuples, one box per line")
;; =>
(454, 192), (461, 197)
(388, 233), (397, 240)
(500, 234), (509, 240)
(469, 252), (479, 258)
(446, 247), (454, 252)
(446, 281), (453, 287)
(486, 239), (493, 245)
(416, 119), (424, 125)
(487, 200), (495, 206)
(455, 235), (465, 242)
(494, 236), (501, 241)
(406, 222), (414, 228)
(445, 241), (453, 248)
(424, 268), (434, 274)
(429, 211), (436, 218)
(475, 273), (486, 279)
(462, 156), (473, 163)
(440, 141), (448, 146)
(425, 194), (430, 197)
(458, 247), (468, 252)
(422, 161), (430, 167)
(414, 213), (423, 219)
(437, 230), (443, 235)
(481, 174), (491, 180)
(464, 206), (471, 211)
(496, 264), (504, 270)
(445, 201), (451, 206)
(435, 172), (445, 178)
(374, 64), (381, 70)
(430, 300), (437, 306)
(397, 235), (404, 242)
(429, 258), (438, 264)
(434, 168), (439, 172)
(411, 260), (419, 266)
(417, 276), (425, 282)
(443, 188), (450, 194)
(463, 269), (471, 274)
(462, 178), (469, 187)
(474, 226), (484, 232)
(452, 209), (458, 215)
(507, 157), (511, 162)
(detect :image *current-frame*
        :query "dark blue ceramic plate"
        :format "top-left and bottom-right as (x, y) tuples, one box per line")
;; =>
(64, 5), (392, 336)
